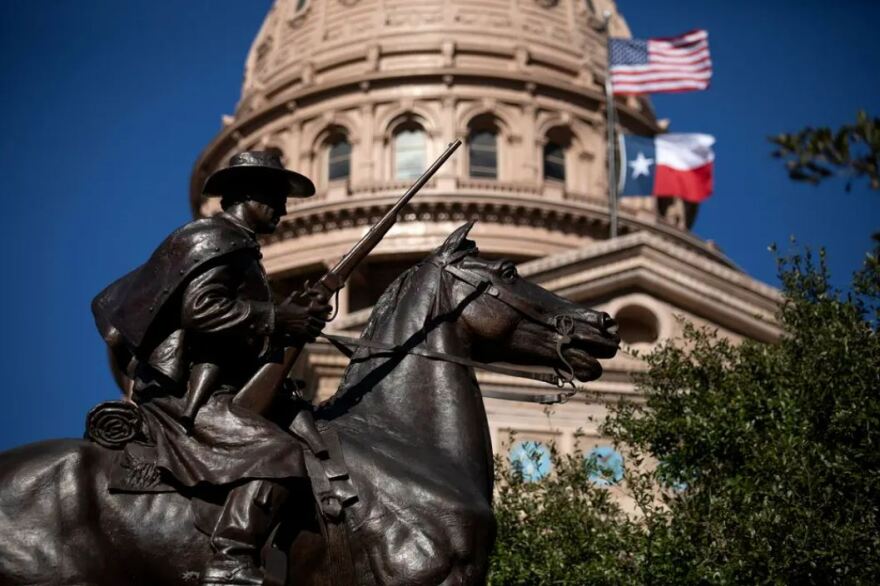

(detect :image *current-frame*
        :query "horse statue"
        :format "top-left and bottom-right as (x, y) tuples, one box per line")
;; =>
(0, 223), (619, 586)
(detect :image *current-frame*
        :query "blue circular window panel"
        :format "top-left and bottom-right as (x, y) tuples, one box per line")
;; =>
(586, 446), (624, 486)
(657, 461), (688, 493)
(508, 441), (552, 482)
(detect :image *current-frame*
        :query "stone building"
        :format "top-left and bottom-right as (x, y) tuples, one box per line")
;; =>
(190, 0), (780, 483)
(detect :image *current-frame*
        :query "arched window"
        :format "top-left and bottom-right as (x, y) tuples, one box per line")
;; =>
(543, 142), (566, 182)
(543, 126), (574, 183)
(508, 441), (552, 483)
(393, 125), (426, 180)
(468, 130), (498, 179)
(327, 137), (351, 181)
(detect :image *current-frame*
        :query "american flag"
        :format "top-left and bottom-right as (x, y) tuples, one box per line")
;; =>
(609, 29), (712, 95)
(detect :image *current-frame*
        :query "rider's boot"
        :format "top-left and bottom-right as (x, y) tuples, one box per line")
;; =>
(200, 480), (288, 586)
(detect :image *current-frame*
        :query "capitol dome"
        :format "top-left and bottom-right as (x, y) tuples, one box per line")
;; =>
(190, 0), (715, 306)
(190, 0), (780, 459)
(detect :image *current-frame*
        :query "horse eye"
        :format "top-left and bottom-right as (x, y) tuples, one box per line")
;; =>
(501, 265), (518, 281)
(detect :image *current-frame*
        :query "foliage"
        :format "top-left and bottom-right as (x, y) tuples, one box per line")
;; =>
(490, 440), (644, 585)
(769, 110), (880, 191)
(489, 249), (880, 585)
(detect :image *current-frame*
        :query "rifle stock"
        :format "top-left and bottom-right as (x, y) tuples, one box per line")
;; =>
(233, 139), (462, 414)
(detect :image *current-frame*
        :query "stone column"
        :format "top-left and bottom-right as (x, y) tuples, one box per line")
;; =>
(356, 93), (376, 187)
(438, 95), (458, 190)
(521, 102), (538, 185)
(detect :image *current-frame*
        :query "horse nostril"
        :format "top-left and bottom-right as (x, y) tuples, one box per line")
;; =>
(602, 313), (618, 335)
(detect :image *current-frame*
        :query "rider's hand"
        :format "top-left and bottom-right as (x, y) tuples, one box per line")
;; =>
(275, 298), (332, 344)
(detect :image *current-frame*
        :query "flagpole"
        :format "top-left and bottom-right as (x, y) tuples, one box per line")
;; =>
(603, 11), (619, 239)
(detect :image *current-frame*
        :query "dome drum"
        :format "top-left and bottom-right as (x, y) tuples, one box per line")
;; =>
(194, 87), (664, 211)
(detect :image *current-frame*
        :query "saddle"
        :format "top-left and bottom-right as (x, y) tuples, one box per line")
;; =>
(86, 399), (359, 521)
(87, 396), (363, 585)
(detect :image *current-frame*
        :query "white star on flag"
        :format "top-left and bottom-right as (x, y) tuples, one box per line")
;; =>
(629, 151), (654, 178)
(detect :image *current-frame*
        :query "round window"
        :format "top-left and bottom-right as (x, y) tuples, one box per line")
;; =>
(585, 446), (624, 486)
(508, 441), (552, 482)
(614, 305), (659, 345)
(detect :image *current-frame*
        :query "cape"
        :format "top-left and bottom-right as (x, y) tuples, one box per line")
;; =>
(92, 215), (260, 356)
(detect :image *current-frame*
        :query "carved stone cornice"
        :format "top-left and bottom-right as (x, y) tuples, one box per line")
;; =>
(266, 198), (603, 243)
(258, 192), (733, 269)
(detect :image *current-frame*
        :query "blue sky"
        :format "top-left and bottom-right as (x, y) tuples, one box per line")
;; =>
(0, 0), (877, 450)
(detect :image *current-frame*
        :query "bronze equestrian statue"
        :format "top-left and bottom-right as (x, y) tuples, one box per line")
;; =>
(0, 147), (619, 586)
(90, 150), (335, 585)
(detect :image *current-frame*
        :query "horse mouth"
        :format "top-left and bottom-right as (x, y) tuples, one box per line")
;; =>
(559, 332), (619, 382)
(562, 345), (603, 382)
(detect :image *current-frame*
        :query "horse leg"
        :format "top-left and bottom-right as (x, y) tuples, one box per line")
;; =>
(279, 484), (340, 586)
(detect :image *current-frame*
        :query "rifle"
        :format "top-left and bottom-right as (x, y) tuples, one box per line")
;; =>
(232, 139), (462, 415)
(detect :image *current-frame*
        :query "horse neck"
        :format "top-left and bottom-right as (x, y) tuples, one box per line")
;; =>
(329, 267), (492, 470)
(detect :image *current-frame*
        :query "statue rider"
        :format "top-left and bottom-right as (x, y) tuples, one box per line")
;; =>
(91, 151), (331, 585)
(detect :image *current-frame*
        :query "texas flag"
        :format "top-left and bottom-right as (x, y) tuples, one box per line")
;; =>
(619, 133), (715, 202)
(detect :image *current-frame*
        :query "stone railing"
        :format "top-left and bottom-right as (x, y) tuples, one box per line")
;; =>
(456, 178), (538, 196)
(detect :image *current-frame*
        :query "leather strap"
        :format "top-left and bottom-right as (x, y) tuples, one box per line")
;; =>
(444, 264), (550, 326)
(323, 334), (575, 404)
(481, 388), (575, 405)
(321, 254), (585, 404)
(302, 423), (360, 586)
(441, 260), (578, 388)
(324, 516), (356, 586)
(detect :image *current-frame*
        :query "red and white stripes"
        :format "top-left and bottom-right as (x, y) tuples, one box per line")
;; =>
(611, 29), (712, 95)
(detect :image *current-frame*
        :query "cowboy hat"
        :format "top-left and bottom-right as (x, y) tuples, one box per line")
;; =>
(202, 151), (315, 198)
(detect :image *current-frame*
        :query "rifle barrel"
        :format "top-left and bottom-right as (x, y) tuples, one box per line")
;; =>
(234, 138), (462, 414)
(322, 139), (462, 289)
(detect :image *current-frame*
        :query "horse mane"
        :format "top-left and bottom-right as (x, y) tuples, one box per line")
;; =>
(359, 261), (424, 344)
(318, 234), (478, 415)
(317, 260), (429, 414)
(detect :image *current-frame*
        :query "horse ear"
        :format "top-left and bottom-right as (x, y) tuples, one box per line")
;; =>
(437, 221), (476, 257)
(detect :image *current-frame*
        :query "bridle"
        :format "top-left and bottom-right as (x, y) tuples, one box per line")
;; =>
(323, 252), (601, 404)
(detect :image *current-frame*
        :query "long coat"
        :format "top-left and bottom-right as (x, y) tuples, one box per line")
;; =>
(92, 213), (304, 490)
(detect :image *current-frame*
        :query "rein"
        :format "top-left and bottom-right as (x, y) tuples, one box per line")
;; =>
(322, 253), (583, 405)
(322, 333), (574, 404)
